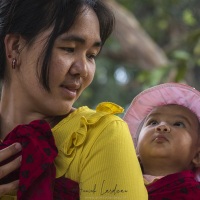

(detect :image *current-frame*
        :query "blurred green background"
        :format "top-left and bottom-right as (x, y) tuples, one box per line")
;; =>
(74, 0), (200, 113)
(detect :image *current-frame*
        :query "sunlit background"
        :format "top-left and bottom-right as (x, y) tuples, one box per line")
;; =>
(75, 0), (200, 115)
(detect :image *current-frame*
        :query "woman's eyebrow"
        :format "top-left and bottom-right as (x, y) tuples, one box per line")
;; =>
(60, 35), (102, 47)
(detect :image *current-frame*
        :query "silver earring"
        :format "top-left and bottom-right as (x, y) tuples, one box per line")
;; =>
(12, 58), (17, 69)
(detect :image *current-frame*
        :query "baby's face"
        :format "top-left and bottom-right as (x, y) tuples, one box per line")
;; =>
(137, 104), (200, 173)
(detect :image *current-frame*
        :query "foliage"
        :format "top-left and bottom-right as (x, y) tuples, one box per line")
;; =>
(75, 0), (200, 111)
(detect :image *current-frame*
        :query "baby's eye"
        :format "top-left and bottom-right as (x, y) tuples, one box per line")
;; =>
(173, 122), (185, 127)
(148, 120), (158, 126)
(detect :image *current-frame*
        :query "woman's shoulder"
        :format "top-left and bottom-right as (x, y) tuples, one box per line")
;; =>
(52, 102), (129, 156)
(52, 102), (127, 178)
(84, 102), (125, 125)
(53, 102), (124, 131)
(95, 102), (124, 114)
(76, 102), (124, 118)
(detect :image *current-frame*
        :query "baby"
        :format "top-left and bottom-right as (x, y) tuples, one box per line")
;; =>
(124, 83), (200, 200)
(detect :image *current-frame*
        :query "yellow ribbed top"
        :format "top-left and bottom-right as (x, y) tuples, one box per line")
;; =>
(0, 102), (147, 200)
(53, 102), (147, 199)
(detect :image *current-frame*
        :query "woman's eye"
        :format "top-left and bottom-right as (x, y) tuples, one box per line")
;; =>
(61, 47), (74, 53)
(174, 122), (185, 127)
(87, 54), (97, 61)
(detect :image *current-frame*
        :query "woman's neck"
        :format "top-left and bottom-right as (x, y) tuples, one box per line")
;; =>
(0, 83), (76, 139)
(0, 102), (50, 139)
(0, 104), (76, 140)
(0, 85), (47, 138)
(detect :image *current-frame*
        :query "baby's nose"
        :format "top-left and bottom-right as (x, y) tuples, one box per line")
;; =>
(156, 124), (170, 132)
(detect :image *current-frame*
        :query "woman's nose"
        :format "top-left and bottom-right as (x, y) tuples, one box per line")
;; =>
(155, 124), (170, 133)
(70, 58), (88, 77)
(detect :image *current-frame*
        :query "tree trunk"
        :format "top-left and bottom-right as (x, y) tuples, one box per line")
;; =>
(103, 0), (169, 70)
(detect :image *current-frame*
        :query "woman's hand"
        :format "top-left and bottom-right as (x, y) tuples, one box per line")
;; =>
(0, 143), (22, 196)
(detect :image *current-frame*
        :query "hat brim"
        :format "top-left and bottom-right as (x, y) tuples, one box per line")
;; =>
(123, 83), (200, 146)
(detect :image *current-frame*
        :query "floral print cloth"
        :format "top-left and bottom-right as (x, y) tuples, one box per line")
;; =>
(0, 120), (58, 200)
(147, 170), (200, 200)
(54, 176), (79, 199)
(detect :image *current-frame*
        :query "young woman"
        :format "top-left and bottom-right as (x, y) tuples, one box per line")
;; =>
(0, 0), (147, 199)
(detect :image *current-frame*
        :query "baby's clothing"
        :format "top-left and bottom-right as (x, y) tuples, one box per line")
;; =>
(144, 170), (200, 200)
(143, 174), (164, 185)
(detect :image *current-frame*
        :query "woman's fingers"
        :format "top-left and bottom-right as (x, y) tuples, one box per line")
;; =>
(0, 143), (22, 196)
(0, 156), (22, 179)
(0, 143), (22, 178)
(0, 180), (19, 197)
(0, 143), (22, 162)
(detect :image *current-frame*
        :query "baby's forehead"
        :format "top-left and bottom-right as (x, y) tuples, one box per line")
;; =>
(147, 104), (198, 121)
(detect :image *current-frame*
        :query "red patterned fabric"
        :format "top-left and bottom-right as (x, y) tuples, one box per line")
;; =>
(0, 120), (58, 200)
(54, 176), (79, 200)
(147, 170), (200, 200)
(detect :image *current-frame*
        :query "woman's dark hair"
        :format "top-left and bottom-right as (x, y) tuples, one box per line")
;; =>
(0, 0), (115, 90)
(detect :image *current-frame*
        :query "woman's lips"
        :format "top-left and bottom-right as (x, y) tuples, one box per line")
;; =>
(60, 85), (78, 99)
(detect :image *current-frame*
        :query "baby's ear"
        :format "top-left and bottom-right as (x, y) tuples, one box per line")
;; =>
(192, 148), (200, 168)
(137, 154), (144, 173)
(137, 154), (141, 162)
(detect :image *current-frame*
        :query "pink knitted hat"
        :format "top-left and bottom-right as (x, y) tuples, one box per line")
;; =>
(123, 82), (200, 181)
(123, 82), (200, 146)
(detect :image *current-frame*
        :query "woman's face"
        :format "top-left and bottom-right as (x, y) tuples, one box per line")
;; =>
(12, 7), (101, 116)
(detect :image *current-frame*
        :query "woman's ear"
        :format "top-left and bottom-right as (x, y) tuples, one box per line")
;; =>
(4, 34), (26, 65)
(192, 148), (200, 168)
